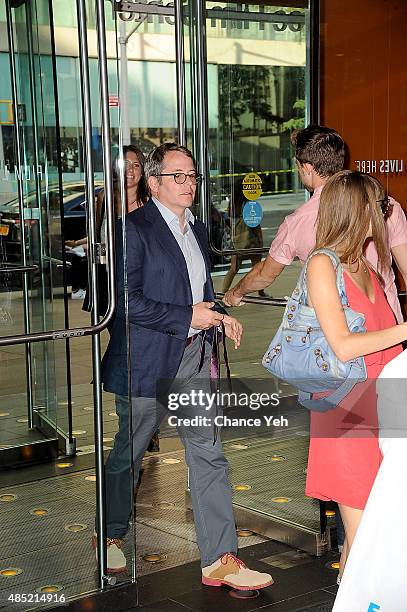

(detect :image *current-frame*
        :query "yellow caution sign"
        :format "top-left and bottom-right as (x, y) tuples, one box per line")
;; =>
(242, 173), (262, 200)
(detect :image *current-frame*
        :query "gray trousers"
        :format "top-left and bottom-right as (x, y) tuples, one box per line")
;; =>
(104, 337), (238, 567)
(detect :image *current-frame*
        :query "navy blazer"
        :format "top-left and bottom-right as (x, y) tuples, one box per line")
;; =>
(101, 198), (218, 398)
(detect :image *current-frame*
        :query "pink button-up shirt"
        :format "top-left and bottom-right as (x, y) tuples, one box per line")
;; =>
(269, 186), (407, 323)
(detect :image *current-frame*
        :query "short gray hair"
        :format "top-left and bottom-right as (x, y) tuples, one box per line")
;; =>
(144, 143), (196, 183)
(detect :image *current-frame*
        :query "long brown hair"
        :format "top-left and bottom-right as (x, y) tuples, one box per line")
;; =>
(113, 144), (150, 211)
(315, 170), (390, 273)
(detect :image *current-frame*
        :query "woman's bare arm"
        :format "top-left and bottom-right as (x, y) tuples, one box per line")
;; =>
(307, 254), (407, 362)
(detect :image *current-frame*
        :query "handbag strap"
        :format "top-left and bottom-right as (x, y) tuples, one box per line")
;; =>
(200, 320), (231, 386)
(293, 248), (348, 307)
(210, 321), (231, 444)
(298, 357), (366, 411)
(221, 321), (232, 384)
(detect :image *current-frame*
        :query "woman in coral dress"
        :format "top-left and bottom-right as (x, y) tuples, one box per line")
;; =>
(304, 170), (405, 579)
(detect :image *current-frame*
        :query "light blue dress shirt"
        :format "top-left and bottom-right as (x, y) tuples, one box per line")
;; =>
(152, 197), (207, 337)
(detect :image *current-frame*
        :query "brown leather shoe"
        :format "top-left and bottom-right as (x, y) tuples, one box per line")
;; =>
(202, 553), (273, 590)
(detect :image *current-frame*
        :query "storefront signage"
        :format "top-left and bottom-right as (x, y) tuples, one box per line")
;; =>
(113, 1), (305, 32)
(242, 201), (263, 228)
(242, 172), (262, 200)
(355, 159), (405, 174)
(0, 162), (44, 182)
(108, 94), (120, 107)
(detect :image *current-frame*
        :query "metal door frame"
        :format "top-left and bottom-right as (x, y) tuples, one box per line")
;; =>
(2, 0), (117, 589)
(1, 0), (324, 599)
(185, 0), (327, 554)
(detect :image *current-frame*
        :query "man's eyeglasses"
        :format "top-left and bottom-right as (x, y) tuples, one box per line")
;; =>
(377, 197), (393, 218)
(155, 172), (202, 185)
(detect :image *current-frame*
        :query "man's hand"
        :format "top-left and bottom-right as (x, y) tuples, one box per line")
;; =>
(223, 289), (243, 307)
(223, 256), (285, 307)
(222, 315), (243, 349)
(191, 302), (223, 329)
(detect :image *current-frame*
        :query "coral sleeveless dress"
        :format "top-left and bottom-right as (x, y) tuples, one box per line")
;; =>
(305, 269), (402, 510)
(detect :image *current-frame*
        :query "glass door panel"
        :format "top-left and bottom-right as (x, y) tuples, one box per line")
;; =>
(184, 0), (326, 554)
(1, 0), (125, 606)
(0, 0), (71, 461)
(184, 1), (310, 372)
(206, 2), (308, 260)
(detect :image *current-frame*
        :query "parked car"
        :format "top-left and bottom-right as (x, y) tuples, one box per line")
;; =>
(0, 181), (104, 264)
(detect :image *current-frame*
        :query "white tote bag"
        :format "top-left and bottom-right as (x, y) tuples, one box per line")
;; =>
(332, 350), (407, 612)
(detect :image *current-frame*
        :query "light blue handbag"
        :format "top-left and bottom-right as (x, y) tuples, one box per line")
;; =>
(262, 248), (367, 412)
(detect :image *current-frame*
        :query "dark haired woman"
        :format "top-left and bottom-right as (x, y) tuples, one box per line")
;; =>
(87, 144), (149, 314)
(96, 145), (160, 449)
(68, 146), (158, 454)
(304, 171), (407, 579)
(99, 144), (149, 226)
(68, 145), (149, 311)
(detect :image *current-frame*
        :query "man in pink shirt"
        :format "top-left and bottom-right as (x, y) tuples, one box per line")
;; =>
(223, 125), (407, 322)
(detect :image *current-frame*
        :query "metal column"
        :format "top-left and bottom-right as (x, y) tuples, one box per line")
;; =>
(5, 0), (35, 428)
(194, 0), (210, 226)
(76, 0), (117, 589)
(174, 0), (187, 146)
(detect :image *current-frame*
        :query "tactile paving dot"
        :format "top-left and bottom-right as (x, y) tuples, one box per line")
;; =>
(152, 501), (176, 509)
(237, 529), (254, 537)
(65, 524), (88, 533)
(0, 568), (23, 577)
(35, 585), (63, 593)
(0, 494), (17, 502)
(29, 508), (50, 517)
(142, 553), (167, 563)
(234, 484), (252, 492)
(326, 561), (340, 570)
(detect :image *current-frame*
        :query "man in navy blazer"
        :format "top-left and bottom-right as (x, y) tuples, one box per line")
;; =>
(99, 143), (273, 591)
